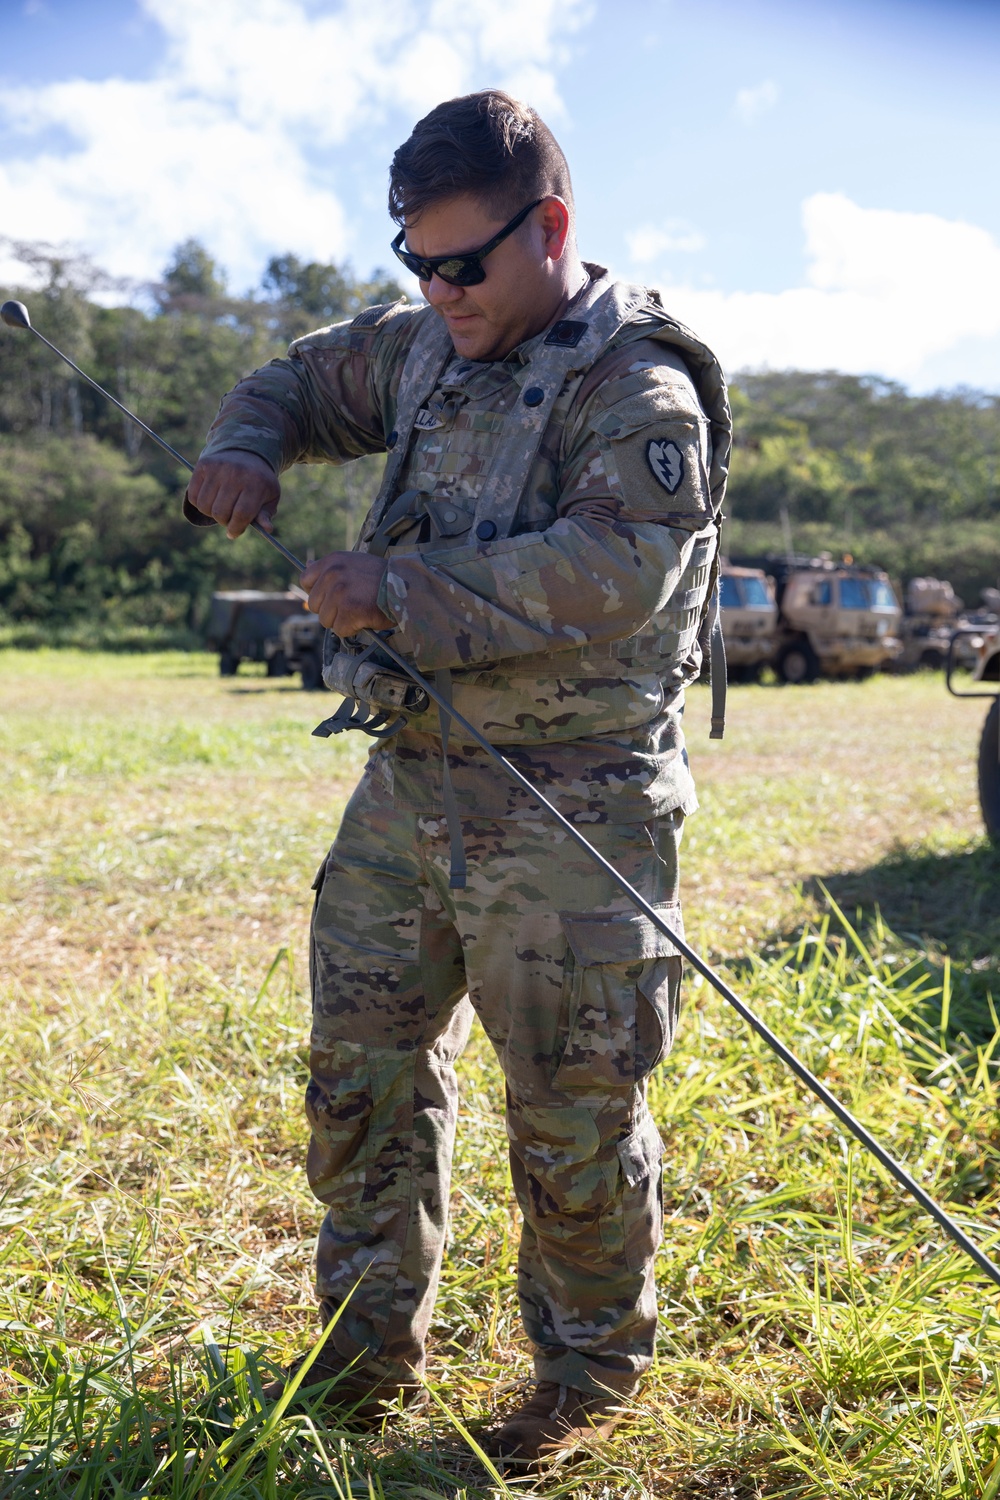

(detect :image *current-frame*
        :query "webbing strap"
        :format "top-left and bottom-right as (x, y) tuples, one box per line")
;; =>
(356, 313), (454, 550)
(434, 668), (468, 889)
(470, 275), (644, 541)
(709, 582), (727, 740)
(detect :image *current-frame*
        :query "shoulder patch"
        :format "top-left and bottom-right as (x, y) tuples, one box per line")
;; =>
(647, 438), (684, 494)
(351, 299), (405, 330)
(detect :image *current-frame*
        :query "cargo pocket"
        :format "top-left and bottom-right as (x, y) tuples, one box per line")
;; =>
(552, 904), (685, 1094)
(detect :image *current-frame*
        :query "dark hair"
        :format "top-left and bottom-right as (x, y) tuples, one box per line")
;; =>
(388, 89), (574, 228)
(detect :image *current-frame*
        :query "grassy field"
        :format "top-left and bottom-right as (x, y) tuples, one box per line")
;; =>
(2, 651), (999, 1498)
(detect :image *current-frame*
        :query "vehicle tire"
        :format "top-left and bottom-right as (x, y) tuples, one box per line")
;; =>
(919, 648), (945, 671)
(219, 651), (239, 677)
(979, 698), (1000, 841)
(300, 648), (325, 692)
(777, 640), (819, 685)
(267, 651), (288, 678)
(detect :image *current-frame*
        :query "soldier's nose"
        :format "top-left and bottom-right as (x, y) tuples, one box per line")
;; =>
(424, 274), (465, 307)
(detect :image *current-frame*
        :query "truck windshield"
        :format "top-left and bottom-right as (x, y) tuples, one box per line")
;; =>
(741, 576), (771, 608)
(870, 580), (898, 611)
(839, 577), (898, 611)
(839, 577), (869, 610)
(720, 575), (741, 608)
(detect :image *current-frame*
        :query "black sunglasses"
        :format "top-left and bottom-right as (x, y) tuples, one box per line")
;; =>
(391, 199), (544, 286)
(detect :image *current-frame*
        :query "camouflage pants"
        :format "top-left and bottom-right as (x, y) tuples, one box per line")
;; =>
(306, 767), (684, 1398)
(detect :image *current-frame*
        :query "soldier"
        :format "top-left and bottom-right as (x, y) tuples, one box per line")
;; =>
(186, 89), (730, 1467)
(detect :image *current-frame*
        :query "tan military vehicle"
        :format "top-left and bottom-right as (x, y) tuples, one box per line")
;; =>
(948, 621), (1000, 840)
(719, 564), (778, 680)
(745, 555), (903, 683)
(278, 609), (325, 690)
(897, 576), (963, 672)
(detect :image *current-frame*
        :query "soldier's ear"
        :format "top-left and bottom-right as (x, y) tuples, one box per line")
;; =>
(538, 197), (572, 262)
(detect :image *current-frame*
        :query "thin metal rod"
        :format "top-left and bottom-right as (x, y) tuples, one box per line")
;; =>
(13, 306), (1000, 1290)
(15, 319), (306, 574)
(360, 625), (1000, 1292)
(22, 322), (194, 471)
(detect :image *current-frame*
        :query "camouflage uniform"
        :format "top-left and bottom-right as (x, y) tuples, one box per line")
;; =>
(197, 267), (730, 1397)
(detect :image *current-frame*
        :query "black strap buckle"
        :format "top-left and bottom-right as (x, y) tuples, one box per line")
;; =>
(312, 699), (405, 740)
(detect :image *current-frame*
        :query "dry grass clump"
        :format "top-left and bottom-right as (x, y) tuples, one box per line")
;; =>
(1, 652), (999, 1497)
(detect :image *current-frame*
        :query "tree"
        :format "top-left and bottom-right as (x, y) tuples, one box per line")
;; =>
(160, 239), (227, 304)
(262, 253), (403, 340)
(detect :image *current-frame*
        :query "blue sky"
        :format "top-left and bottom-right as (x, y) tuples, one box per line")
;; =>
(2, 0), (998, 390)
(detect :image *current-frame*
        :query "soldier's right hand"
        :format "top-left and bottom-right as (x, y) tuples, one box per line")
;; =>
(186, 450), (281, 539)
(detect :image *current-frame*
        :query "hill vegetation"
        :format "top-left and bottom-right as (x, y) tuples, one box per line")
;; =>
(1, 241), (998, 646)
(0, 240), (399, 646)
(726, 372), (1000, 605)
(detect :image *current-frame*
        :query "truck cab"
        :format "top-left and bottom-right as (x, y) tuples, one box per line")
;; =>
(719, 564), (778, 680)
(767, 556), (902, 683)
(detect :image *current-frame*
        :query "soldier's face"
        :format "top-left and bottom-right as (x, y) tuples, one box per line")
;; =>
(405, 194), (572, 361)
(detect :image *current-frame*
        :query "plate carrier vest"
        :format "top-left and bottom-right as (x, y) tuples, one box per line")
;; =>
(314, 272), (732, 884)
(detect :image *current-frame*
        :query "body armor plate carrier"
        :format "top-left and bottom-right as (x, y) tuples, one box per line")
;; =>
(313, 274), (732, 878)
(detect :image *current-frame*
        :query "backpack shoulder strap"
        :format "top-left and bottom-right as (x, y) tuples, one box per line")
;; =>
(356, 308), (454, 551)
(470, 275), (647, 541)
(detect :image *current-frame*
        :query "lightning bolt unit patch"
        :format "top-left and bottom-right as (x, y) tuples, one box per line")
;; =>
(646, 438), (684, 494)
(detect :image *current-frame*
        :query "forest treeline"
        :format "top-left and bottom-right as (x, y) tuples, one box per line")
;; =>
(1, 238), (998, 647)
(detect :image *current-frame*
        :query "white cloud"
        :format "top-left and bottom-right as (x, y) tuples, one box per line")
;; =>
(0, 0), (591, 291)
(626, 221), (705, 262)
(734, 79), (777, 124)
(647, 193), (1000, 386)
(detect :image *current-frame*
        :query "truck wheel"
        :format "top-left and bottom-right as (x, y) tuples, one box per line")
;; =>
(979, 699), (1000, 841)
(300, 649), (325, 692)
(219, 651), (239, 677)
(777, 641), (819, 685)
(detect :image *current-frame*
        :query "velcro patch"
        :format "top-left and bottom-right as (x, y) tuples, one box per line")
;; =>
(414, 407), (444, 431)
(350, 300), (402, 330)
(647, 438), (684, 494)
(544, 318), (589, 348)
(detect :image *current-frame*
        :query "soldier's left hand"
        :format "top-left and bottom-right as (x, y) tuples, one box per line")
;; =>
(300, 552), (392, 636)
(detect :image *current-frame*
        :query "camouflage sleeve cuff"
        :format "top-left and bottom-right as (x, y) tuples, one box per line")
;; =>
(380, 518), (689, 671)
(198, 432), (283, 473)
(197, 359), (316, 473)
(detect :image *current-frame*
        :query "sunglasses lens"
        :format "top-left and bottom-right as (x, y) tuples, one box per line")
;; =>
(394, 249), (426, 278)
(441, 260), (486, 286)
(391, 240), (486, 286)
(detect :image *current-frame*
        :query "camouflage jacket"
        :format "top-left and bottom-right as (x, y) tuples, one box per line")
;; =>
(197, 269), (731, 822)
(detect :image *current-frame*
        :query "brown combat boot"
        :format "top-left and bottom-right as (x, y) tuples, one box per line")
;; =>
(260, 1354), (423, 1428)
(484, 1381), (629, 1467)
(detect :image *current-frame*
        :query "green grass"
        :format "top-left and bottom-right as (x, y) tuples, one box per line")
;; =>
(2, 653), (999, 1497)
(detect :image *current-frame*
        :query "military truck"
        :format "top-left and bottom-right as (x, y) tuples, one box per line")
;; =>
(278, 610), (325, 690)
(897, 576), (963, 672)
(205, 590), (326, 688)
(719, 564), (778, 680)
(739, 555), (903, 684)
(947, 621), (1000, 840)
(895, 578), (1000, 673)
